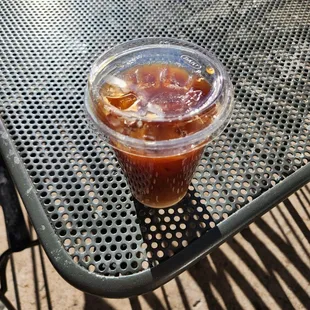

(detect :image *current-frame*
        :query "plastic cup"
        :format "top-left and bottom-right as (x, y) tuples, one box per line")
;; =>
(85, 38), (234, 208)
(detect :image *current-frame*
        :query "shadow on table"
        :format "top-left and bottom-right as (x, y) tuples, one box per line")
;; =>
(83, 187), (310, 310)
(188, 197), (310, 310)
(133, 189), (221, 269)
(2, 187), (309, 310)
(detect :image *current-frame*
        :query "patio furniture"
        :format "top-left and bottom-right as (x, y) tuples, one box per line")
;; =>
(0, 0), (309, 298)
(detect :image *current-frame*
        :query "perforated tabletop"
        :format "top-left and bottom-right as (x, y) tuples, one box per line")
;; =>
(0, 0), (309, 298)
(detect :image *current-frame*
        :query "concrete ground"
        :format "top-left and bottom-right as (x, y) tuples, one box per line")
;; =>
(0, 184), (309, 310)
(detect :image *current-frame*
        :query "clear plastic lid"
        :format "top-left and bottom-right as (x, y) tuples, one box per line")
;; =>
(85, 38), (234, 156)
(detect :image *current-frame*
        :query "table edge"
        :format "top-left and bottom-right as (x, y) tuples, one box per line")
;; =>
(0, 118), (309, 297)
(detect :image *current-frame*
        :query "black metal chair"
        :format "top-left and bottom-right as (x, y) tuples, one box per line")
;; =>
(0, 156), (39, 310)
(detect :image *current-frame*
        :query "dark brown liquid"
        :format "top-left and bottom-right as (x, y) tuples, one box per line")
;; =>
(115, 147), (203, 208)
(97, 64), (216, 207)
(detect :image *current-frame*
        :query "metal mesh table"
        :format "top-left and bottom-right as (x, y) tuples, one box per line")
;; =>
(0, 0), (309, 298)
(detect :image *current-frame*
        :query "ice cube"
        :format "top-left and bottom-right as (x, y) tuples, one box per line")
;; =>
(147, 90), (189, 115)
(105, 92), (138, 110)
(146, 102), (165, 118)
(106, 113), (121, 128)
(125, 100), (140, 112)
(191, 77), (211, 94)
(162, 66), (192, 90)
(182, 89), (203, 106)
(100, 76), (130, 98)
(136, 65), (161, 89)
(105, 76), (130, 93)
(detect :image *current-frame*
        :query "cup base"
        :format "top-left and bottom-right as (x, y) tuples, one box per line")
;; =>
(136, 191), (188, 209)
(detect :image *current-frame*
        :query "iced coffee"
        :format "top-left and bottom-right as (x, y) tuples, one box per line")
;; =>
(85, 39), (234, 208)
